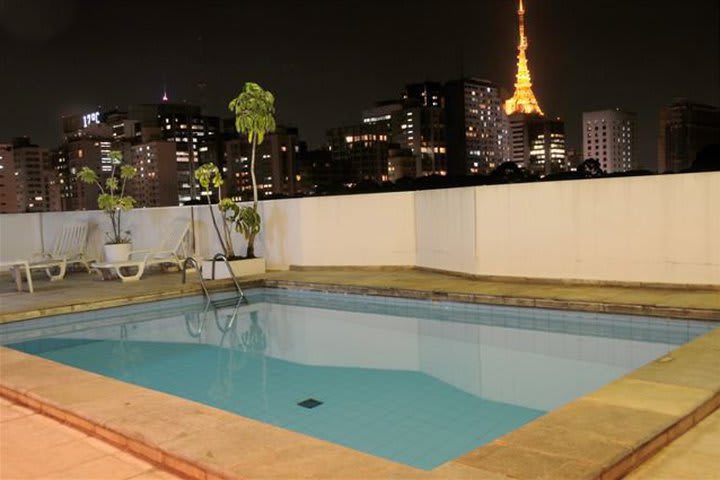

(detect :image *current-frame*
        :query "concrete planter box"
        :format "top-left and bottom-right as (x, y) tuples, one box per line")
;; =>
(202, 257), (266, 280)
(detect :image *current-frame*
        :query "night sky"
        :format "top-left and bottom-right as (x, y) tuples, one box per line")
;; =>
(1, 0), (718, 169)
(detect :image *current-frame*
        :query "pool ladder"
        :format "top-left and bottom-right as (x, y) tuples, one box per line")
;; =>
(182, 254), (246, 303)
(185, 294), (246, 338)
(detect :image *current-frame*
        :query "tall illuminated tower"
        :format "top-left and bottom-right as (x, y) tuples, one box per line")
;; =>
(504, 0), (544, 116)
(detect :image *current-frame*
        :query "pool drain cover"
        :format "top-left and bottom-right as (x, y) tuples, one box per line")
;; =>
(298, 398), (323, 409)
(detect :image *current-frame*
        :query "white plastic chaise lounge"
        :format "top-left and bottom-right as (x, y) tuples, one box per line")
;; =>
(129, 221), (193, 272)
(92, 256), (149, 282)
(91, 222), (193, 282)
(0, 258), (67, 293)
(33, 223), (95, 273)
(1, 224), (85, 292)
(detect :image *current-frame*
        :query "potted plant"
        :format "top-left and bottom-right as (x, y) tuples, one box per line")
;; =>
(194, 164), (266, 279)
(76, 150), (137, 262)
(194, 82), (275, 279)
(228, 82), (276, 255)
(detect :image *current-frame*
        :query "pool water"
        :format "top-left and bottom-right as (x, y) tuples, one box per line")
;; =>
(1, 289), (715, 469)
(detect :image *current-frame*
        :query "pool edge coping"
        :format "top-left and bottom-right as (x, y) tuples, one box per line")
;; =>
(1, 276), (718, 324)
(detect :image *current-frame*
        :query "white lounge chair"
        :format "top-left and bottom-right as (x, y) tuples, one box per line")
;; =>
(1, 258), (67, 293)
(129, 221), (193, 271)
(92, 258), (147, 282)
(34, 223), (95, 273)
(0, 260), (34, 292)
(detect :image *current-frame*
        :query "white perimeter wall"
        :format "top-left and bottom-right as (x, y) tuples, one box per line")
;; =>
(261, 192), (417, 269)
(416, 172), (720, 285)
(1, 173), (718, 285)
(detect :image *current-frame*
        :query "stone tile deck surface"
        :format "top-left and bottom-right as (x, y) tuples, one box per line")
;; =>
(0, 267), (719, 479)
(625, 408), (720, 480)
(1, 268), (718, 323)
(0, 396), (180, 480)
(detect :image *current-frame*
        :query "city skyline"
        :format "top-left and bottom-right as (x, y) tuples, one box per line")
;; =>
(1, 0), (719, 169)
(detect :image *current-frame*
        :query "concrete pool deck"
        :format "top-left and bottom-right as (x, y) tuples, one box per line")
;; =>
(1, 267), (719, 479)
(0, 397), (180, 480)
(1, 267), (718, 323)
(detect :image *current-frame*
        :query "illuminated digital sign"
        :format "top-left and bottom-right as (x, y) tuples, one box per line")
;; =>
(83, 111), (100, 128)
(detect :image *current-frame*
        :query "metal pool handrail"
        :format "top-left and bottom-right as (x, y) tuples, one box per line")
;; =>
(210, 253), (246, 302)
(182, 257), (209, 299)
(182, 255), (247, 305)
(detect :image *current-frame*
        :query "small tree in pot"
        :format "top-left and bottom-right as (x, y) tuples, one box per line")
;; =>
(194, 165), (262, 251)
(228, 82), (276, 258)
(194, 164), (266, 278)
(195, 163), (237, 259)
(76, 150), (137, 261)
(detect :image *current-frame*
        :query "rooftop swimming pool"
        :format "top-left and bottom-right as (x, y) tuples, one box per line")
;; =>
(1, 288), (715, 469)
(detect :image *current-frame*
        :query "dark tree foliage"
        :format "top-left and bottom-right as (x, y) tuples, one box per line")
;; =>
(288, 151), (716, 200)
(354, 178), (382, 193)
(577, 159), (605, 178)
(313, 182), (348, 196)
(488, 162), (534, 184)
(542, 171), (583, 181)
(394, 176), (417, 191)
(689, 144), (720, 172)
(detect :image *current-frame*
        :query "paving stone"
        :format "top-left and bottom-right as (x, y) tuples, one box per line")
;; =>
(625, 409), (720, 479)
(498, 422), (629, 467)
(0, 401), (33, 421)
(457, 443), (598, 480)
(584, 378), (714, 417)
(0, 398), (182, 480)
(529, 399), (677, 448)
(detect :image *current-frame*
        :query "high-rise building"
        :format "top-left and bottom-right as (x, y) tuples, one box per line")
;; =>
(565, 148), (583, 170)
(125, 141), (179, 208)
(583, 109), (637, 173)
(658, 99), (720, 172)
(362, 102), (403, 132)
(363, 91), (447, 178)
(327, 124), (390, 183)
(391, 104), (447, 176)
(527, 117), (567, 176)
(294, 147), (338, 191)
(104, 109), (143, 143)
(64, 124), (115, 211)
(5, 138), (59, 212)
(50, 146), (72, 211)
(387, 147), (418, 181)
(403, 82), (443, 108)
(509, 114), (567, 176)
(128, 103), (221, 203)
(224, 127), (301, 199)
(61, 110), (103, 135)
(0, 144), (18, 213)
(394, 82), (447, 176)
(445, 78), (508, 175)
